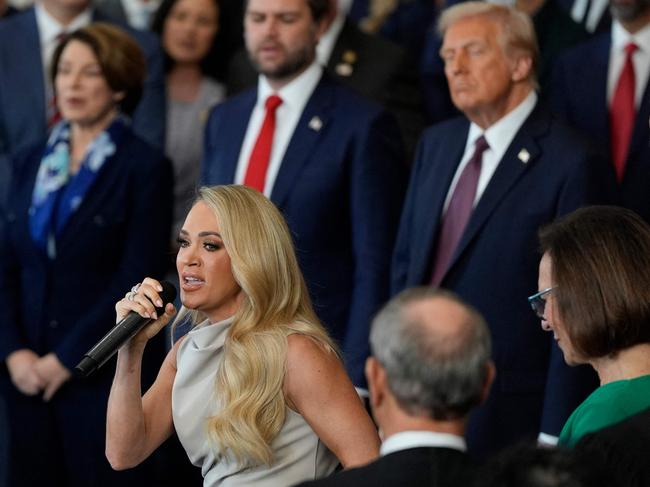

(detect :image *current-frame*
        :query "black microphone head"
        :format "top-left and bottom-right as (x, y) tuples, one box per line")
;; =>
(157, 281), (177, 313)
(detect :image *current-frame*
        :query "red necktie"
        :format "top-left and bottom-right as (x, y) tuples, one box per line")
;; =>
(610, 42), (638, 182)
(244, 94), (283, 192)
(431, 136), (489, 287)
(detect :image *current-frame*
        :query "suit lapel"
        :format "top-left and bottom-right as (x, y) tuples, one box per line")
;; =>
(270, 76), (332, 208)
(447, 105), (546, 272)
(587, 36), (611, 145)
(627, 76), (650, 164)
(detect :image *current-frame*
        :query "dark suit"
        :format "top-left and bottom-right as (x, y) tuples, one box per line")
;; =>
(0, 6), (166, 207)
(551, 31), (650, 221)
(0, 130), (172, 486)
(226, 18), (424, 157)
(201, 73), (406, 387)
(575, 408), (650, 487)
(295, 447), (475, 487)
(392, 101), (615, 458)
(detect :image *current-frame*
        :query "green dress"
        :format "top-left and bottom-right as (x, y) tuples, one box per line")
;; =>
(559, 374), (650, 447)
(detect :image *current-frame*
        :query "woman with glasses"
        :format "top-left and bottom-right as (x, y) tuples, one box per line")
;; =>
(531, 205), (650, 447)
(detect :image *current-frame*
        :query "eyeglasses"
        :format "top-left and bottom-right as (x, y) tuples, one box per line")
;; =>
(527, 287), (555, 320)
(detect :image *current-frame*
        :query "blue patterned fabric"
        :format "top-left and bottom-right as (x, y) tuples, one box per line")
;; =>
(28, 116), (128, 258)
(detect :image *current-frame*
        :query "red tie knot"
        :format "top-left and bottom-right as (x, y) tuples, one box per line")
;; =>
(266, 94), (283, 112)
(624, 42), (638, 57)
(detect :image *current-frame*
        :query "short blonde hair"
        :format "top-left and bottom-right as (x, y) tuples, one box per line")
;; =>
(175, 185), (337, 466)
(438, 2), (539, 87)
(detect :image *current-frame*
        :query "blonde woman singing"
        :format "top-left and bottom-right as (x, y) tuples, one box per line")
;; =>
(106, 185), (380, 486)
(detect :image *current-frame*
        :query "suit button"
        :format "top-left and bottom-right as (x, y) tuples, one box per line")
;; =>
(49, 320), (59, 329)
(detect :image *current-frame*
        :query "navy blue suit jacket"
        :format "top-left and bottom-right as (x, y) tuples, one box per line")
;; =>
(201, 74), (406, 386)
(551, 32), (650, 221)
(0, 129), (172, 371)
(392, 102), (615, 458)
(0, 7), (166, 204)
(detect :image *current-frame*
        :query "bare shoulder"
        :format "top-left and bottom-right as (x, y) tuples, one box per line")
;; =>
(286, 333), (338, 371)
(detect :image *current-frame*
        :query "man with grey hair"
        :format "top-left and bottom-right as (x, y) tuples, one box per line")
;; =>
(392, 1), (614, 459)
(297, 287), (492, 486)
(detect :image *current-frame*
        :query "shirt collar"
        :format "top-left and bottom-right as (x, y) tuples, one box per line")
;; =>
(467, 90), (538, 156)
(612, 19), (650, 52)
(257, 61), (323, 111)
(35, 2), (93, 45)
(380, 431), (467, 456)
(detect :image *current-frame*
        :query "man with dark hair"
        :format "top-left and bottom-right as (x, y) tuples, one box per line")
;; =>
(297, 287), (492, 486)
(201, 0), (405, 391)
(226, 0), (425, 157)
(392, 2), (614, 458)
(551, 0), (650, 221)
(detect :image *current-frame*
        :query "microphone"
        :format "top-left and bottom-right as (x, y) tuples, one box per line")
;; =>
(75, 281), (177, 377)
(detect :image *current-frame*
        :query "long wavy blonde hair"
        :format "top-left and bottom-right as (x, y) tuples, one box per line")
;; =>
(174, 185), (338, 467)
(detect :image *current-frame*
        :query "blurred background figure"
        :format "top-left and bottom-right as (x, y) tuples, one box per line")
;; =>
(535, 206), (650, 447)
(477, 442), (611, 487)
(297, 287), (493, 487)
(151, 0), (224, 247)
(0, 0), (18, 17)
(0, 23), (172, 487)
(551, 0), (650, 222)
(575, 407), (650, 487)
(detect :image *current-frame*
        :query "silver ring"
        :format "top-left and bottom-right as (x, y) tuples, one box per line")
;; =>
(131, 283), (141, 293)
(126, 291), (136, 301)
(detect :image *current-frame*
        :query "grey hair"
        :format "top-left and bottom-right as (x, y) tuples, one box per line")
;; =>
(370, 287), (492, 420)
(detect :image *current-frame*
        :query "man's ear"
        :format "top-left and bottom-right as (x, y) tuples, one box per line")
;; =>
(480, 360), (496, 404)
(113, 91), (126, 103)
(365, 356), (386, 410)
(510, 54), (533, 83)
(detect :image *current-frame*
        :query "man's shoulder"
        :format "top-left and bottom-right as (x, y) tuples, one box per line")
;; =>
(419, 116), (469, 145)
(556, 30), (610, 67)
(298, 447), (473, 487)
(0, 7), (35, 38)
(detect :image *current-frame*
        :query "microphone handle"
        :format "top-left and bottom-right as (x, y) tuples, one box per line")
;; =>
(75, 313), (154, 377)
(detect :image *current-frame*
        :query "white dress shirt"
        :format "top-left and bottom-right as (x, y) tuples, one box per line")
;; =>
(234, 62), (323, 197)
(570, 0), (609, 33)
(120, 0), (161, 30)
(35, 3), (92, 120)
(380, 430), (467, 456)
(442, 91), (538, 213)
(607, 21), (650, 108)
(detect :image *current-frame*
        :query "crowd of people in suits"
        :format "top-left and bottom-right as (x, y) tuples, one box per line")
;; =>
(0, 0), (649, 485)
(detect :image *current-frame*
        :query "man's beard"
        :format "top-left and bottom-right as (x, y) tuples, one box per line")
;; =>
(249, 44), (314, 81)
(610, 0), (650, 22)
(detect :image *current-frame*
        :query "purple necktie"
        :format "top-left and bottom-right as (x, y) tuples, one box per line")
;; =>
(431, 135), (489, 286)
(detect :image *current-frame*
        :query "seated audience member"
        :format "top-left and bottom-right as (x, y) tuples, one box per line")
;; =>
(296, 287), (493, 487)
(533, 205), (650, 447)
(151, 0), (225, 245)
(0, 24), (172, 487)
(575, 407), (650, 487)
(106, 185), (381, 486)
(478, 442), (611, 487)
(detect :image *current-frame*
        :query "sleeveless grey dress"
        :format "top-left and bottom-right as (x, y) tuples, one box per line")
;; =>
(172, 318), (339, 486)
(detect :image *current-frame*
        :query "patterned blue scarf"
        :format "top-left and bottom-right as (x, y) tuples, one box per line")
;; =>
(29, 116), (128, 259)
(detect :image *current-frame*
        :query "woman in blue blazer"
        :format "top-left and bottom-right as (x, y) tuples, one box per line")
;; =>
(0, 24), (172, 486)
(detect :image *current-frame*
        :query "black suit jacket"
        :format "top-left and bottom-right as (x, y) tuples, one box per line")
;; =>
(226, 18), (424, 157)
(575, 408), (650, 487)
(295, 447), (475, 487)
